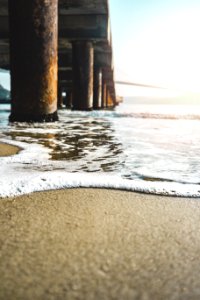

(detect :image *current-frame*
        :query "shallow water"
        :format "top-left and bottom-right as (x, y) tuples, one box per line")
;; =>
(1, 102), (200, 197)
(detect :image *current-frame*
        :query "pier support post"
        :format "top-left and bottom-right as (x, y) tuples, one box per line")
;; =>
(72, 41), (94, 110)
(58, 86), (64, 109)
(101, 78), (107, 109)
(93, 67), (102, 109)
(106, 87), (109, 108)
(66, 90), (73, 109)
(106, 88), (113, 108)
(9, 0), (58, 122)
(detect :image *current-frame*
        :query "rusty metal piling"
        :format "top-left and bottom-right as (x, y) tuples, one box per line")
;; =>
(101, 76), (107, 109)
(9, 0), (58, 122)
(93, 67), (102, 109)
(72, 41), (94, 110)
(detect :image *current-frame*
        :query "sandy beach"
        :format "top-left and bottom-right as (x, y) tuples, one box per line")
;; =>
(0, 142), (21, 156)
(1, 188), (200, 300)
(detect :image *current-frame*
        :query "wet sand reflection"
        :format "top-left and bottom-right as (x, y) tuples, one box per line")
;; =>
(3, 110), (125, 173)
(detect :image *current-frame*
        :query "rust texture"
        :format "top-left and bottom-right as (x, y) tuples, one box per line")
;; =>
(106, 88), (114, 108)
(72, 41), (94, 110)
(9, 0), (58, 122)
(101, 76), (107, 108)
(93, 67), (102, 109)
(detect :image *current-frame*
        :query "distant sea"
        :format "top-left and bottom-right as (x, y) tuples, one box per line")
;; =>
(1, 99), (200, 198)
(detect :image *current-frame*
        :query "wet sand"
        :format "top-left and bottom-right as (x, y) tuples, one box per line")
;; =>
(0, 142), (21, 156)
(1, 188), (200, 300)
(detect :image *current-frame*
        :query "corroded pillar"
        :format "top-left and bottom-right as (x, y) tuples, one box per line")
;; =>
(9, 0), (58, 122)
(72, 41), (94, 110)
(101, 78), (107, 109)
(106, 88), (112, 108)
(93, 67), (102, 109)
(106, 87), (109, 108)
(66, 90), (73, 108)
(57, 86), (63, 109)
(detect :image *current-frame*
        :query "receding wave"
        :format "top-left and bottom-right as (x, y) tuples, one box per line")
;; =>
(1, 104), (200, 198)
(126, 113), (200, 120)
(112, 112), (200, 120)
(1, 104), (200, 120)
(0, 139), (200, 198)
(61, 109), (200, 121)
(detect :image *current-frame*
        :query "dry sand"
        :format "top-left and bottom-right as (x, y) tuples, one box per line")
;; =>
(0, 142), (21, 156)
(1, 188), (200, 300)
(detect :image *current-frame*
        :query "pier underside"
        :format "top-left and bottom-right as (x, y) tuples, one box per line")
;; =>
(0, 0), (117, 121)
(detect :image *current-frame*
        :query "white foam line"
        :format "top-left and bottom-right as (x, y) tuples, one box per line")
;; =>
(0, 138), (200, 198)
(0, 170), (200, 198)
(0, 137), (51, 160)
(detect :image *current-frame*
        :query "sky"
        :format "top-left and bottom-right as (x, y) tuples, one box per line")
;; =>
(109, 0), (200, 97)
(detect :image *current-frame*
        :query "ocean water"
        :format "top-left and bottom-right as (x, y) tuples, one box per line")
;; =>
(1, 101), (200, 198)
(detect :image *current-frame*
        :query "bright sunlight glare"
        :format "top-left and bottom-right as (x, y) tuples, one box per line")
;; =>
(110, 2), (200, 97)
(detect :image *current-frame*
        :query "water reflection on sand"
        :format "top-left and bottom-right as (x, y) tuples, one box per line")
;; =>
(3, 109), (125, 174)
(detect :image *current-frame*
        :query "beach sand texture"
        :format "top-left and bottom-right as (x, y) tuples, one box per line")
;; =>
(0, 142), (21, 156)
(1, 188), (200, 300)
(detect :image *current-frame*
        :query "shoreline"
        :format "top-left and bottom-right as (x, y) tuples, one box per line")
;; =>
(1, 188), (200, 299)
(0, 140), (200, 198)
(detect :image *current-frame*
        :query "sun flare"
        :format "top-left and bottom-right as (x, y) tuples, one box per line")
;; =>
(110, 2), (200, 97)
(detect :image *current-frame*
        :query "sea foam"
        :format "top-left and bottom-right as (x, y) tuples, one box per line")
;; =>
(0, 138), (200, 198)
